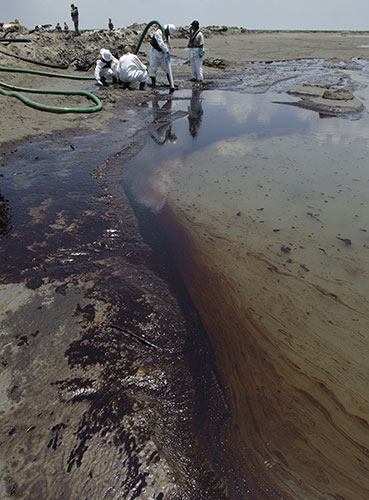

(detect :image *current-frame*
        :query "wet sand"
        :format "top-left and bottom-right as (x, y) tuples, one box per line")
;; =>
(1, 27), (369, 499)
(0, 125), (228, 499)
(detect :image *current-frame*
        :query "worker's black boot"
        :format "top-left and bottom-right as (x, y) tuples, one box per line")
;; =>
(112, 76), (118, 84)
(149, 77), (156, 88)
(139, 82), (146, 91)
(101, 76), (107, 85)
(166, 74), (175, 93)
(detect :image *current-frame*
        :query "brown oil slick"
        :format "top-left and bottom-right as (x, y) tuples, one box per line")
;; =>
(162, 204), (369, 499)
(153, 132), (369, 499)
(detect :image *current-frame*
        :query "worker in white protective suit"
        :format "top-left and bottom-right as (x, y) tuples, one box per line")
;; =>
(149, 24), (175, 89)
(118, 46), (148, 90)
(94, 48), (119, 86)
(188, 20), (204, 82)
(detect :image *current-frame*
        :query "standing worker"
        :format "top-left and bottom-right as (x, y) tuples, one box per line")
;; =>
(108, 18), (114, 31)
(70, 4), (80, 35)
(118, 46), (148, 90)
(149, 24), (176, 89)
(188, 20), (204, 82)
(94, 48), (119, 86)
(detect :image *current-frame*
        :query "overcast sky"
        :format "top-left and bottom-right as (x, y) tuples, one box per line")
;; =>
(3, 0), (369, 31)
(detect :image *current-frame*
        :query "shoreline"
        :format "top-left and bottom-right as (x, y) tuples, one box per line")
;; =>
(1, 29), (369, 499)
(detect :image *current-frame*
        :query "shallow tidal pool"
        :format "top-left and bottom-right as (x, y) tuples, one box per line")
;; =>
(124, 89), (369, 499)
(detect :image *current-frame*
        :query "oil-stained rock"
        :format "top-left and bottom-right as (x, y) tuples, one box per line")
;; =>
(287, 83), (363, 115)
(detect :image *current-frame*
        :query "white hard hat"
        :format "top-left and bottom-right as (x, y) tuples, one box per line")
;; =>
(165, 24), (176, 37)
(100, 48), (112, 62)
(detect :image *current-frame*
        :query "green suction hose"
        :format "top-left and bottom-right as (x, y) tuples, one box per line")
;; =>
(0, 66), (102, 113)
(134, 20), (165, 54)
(0, 81), (102, 113)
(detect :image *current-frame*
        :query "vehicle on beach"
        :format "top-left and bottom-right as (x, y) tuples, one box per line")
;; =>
(0, 21), (21, 29)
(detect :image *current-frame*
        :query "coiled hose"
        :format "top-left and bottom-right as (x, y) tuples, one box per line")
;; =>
(0, 66), (102, 113)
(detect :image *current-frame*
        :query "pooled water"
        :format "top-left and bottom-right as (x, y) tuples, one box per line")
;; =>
(123, 75), (369, 498)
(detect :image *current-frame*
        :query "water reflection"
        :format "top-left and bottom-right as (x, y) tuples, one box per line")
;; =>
(0, 192), (11, 235)
(124, 88), (369, 498)
(150, 100), (178, 145)
(126, 89), (369, 220)
(188, 89), (204, 138)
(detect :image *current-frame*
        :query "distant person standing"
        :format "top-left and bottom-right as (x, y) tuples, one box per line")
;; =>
(188, 20), (204, 82)
(108, 18), (114, 31)
(70, 4), (80, 35)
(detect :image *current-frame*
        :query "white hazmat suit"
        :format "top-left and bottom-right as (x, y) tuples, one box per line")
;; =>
(94, 49), (118, 84)
(188, 26), (204, 82)
(118, 53), (148, 84)
(149, 24), (175, 81)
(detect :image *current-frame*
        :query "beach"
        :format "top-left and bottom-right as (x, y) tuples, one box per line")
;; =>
(2, 28), (369, 146)
(1, 26), (369, 499)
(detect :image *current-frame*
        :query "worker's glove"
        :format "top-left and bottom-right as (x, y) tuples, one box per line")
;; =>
(96, 79), (103, 86)
(165, 52), (171, 63)
(199, 48), (204, 58)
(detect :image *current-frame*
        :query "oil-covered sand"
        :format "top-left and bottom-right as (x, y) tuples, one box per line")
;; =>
(1, 27), (369, 499)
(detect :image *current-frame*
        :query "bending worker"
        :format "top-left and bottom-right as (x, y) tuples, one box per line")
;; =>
(95, 48), (119, 86)
(118, 46), (148, 90)
(149, 24), (176, 88)
(188, 20), (204, 82)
